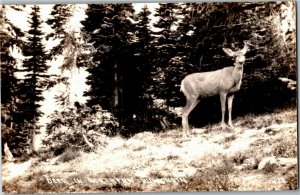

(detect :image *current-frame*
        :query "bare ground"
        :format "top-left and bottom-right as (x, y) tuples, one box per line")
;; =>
(2, 108), (298, 193)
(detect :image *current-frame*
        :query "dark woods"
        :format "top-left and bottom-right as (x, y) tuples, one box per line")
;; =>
(1, 2), (296, 158)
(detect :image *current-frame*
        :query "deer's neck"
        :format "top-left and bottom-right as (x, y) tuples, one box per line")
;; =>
(232, 62), (244, 83)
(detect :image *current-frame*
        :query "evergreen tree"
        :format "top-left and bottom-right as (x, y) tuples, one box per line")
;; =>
(81, 4), (115, 109)
(46, 5), (92, 107)
(46, 4), (91, 70)
(14, 5), (49, 155)
(20, 5), (48, 122)
(82, 4), (137, 132)
(128, 5), (154, 127)
(46, 5), (73, 63)
(0, 5), (24, 156)
(152, 3), (180, 107)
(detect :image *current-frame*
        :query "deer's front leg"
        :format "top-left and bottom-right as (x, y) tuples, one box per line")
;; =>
(220, 92), (227, 130)
(227, 94), (234, 129)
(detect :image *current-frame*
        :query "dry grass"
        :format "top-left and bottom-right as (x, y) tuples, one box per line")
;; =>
(230, 151), (248, 165)
(178, 161), (237, 191)
(2, 107), (297, 193)
(223, 134), (237, 143)
(273, 138), (297, 158)
(285, 171), (298, 190)
(2, 179), (23, 194)
(283, 164), (298, 190)
(237, 108), (296, 128)
(132, 146), (146, 152)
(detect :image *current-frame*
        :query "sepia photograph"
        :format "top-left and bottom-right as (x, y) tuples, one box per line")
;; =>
(1, 1), (297, 193)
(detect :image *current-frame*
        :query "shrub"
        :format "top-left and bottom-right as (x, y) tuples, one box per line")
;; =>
(44, 104), (118, 152)
(58, 147), (78, 163)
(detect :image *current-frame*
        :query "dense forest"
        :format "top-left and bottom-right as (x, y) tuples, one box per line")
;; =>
(1, 2), (296, 159)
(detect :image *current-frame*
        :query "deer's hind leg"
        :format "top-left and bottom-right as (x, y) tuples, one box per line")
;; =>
(182, 98), (200, 138)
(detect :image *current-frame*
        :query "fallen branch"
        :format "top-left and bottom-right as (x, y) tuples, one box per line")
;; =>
(82, 132), (95, 149)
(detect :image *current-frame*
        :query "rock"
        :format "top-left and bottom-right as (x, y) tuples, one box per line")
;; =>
(258, 157), (277, 170)
(277, 158), (297, 167)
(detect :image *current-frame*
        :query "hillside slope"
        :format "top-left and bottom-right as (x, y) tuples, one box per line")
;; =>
(2, 108), (297, 193)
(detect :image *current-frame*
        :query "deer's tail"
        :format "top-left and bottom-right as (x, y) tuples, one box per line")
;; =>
(180, 81), (185, 93)
(180, 80), (191, 99)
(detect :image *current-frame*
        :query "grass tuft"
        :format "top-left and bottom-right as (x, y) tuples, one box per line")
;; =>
(273, 138), (297, 158)
(58, 148), (78, 163)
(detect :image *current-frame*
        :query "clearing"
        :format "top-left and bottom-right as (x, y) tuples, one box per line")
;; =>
(2, 107), (297, 193)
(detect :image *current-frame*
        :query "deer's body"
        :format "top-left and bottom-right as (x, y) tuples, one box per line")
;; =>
(181, 65), (243, 99)
(181, 41), (250, 138)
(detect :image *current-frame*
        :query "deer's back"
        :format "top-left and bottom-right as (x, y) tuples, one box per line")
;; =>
(181, 67), (235, 99)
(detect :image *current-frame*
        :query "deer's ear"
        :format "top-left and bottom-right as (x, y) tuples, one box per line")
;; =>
(240, 46), (248, 55)
(223, 48), (235, 57)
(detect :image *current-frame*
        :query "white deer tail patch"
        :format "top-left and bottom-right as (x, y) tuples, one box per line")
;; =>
(180, 81), (184, 92)
(180, 81), (190, 99)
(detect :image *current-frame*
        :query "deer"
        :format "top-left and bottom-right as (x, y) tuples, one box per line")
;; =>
(180, 40), (251, 138)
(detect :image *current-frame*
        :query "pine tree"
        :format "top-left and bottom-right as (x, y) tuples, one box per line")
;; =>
(152, 3), (180, 107)
(81, 4), (114, 108)
(46, 4), (73, 61)
(82, 4), (137, 131)
(0, 5), (24, 157)
(20, 5), (48, 122)
(14, 5), (49, 155)
(128, 5), (154, 126)
(46, 4), (92, 108)
(46, 4), (91, 70)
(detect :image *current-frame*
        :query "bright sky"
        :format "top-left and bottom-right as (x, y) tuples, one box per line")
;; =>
(6, 3), (159, 87)
(6, 4), (159, 32)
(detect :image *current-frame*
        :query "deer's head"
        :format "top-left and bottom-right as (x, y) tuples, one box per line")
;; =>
(222, 40), (251, 64)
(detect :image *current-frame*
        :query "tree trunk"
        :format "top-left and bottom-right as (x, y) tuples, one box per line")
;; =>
(31, 117), (39, 155)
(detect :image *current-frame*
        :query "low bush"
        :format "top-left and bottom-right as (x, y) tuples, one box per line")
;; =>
(58, 148), (78, 163)
(44, 104), (118, 153)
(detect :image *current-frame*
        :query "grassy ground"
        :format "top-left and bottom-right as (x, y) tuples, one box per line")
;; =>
(2, 107), (298, 193)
